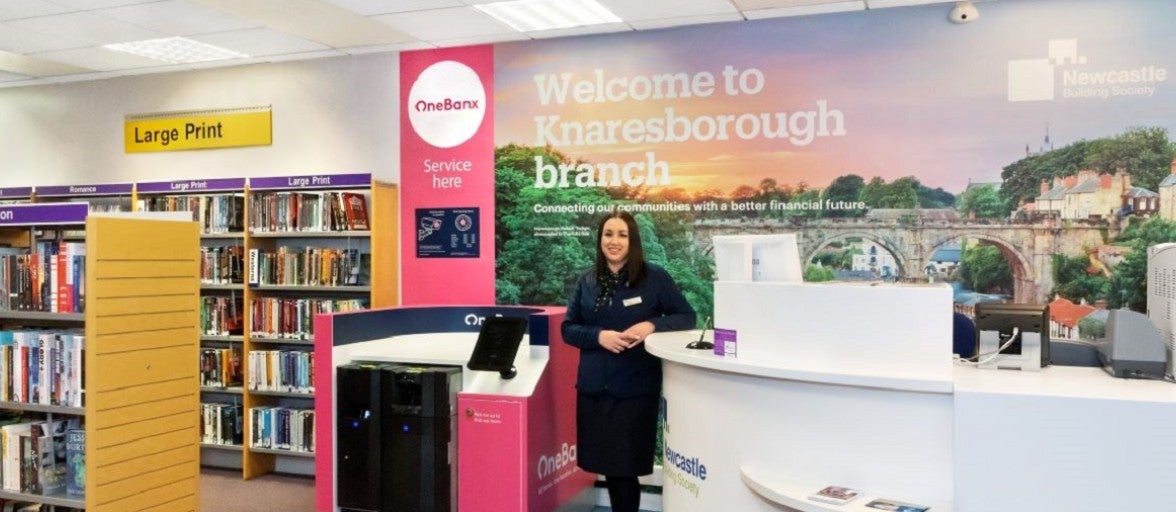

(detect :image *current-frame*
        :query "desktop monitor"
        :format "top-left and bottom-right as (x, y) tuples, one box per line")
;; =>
(712, 233), (803, 283)
(973, 302), (1051, 367)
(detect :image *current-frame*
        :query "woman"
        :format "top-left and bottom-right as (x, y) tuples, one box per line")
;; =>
(561, 210), (697, 512)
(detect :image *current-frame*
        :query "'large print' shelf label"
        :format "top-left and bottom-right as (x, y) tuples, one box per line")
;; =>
(0, 203), (88, 226)
(36, 183), (133, 198)
(249, 173), (371, 191)
(124, 106), (272, 153)
(0, 187), (32, 199)
(137, 178), (247, 194)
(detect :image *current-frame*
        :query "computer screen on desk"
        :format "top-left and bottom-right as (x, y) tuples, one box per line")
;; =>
(712, 234), (802, 283)
(974, 302), (1050, 367)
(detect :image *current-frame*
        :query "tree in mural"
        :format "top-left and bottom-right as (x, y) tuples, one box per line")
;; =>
(495, 144), (613, 306)
(959, 244), (1013, 295)
(1000, 127), (1175, 208)
(917, 183), (957, 209)
(1108, 217), (1176, 312)
(494, 144), (714, 324)
(859, 176), (918, 209)
(821, 174), (866, 218)
(958, 185), (1010, 219)
(1085, 126), (1174, 192)
(1050, 254), (1109, 305)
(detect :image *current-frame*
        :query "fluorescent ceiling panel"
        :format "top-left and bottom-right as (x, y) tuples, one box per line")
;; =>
(473, 0), (622, 32)
(96, 0), (261, 35)
(104, 36), (248, 64)
(373, 7), (516, 41)
(744, 0), (865, 18)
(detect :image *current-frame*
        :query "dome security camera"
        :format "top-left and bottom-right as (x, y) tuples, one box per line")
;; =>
(949, 1), (980, 24)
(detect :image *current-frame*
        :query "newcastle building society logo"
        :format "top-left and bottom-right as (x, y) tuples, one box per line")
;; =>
(408, 60), (487, 148)
(1008, 39), (1168, 102)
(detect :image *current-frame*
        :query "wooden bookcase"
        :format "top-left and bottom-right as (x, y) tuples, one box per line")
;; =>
(0, 205), (201, 511)
(240, 173), (398, 480)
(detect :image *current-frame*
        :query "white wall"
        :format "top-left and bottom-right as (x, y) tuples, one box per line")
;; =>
(0, 52), (400, 187)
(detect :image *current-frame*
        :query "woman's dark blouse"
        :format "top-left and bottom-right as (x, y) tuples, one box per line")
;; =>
(561, 263), (696, 397)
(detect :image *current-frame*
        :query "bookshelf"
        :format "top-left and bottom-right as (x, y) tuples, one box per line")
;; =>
(240, 173), (397, 479)
(0, 187), (32, 206)
(0, 204), (201, 511)
(134, 179), (248, 472)
(34, 184), (134, 214)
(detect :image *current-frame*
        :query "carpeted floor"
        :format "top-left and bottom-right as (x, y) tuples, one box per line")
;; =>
(200, 467), (315, 512)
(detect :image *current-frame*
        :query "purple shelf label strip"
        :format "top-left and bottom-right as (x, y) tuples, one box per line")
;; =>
(137, 178), (247, 194)
(249, 173), (371, 191)
(36, 183), (133, 197)
(0, 187), (32, 199)
(0, 203), (88, 226)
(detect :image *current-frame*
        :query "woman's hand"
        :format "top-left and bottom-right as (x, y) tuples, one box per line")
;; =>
(621, 321), (655, 346)
(598, 329), (641, 353)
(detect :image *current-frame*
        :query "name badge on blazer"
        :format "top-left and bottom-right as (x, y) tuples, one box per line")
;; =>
(622, 296), (643, 307)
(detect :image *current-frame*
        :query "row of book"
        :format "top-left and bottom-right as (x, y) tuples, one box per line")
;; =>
(250, 407), (314, 453)
(0, 417), (84, 498)
(0, 331), (85, 408)
(247, 350), (313, 394)
(201, 402), (243, 446)
(201, 246), (244, 285)
(200, 348), (243, 389)
(201, 296), (243, 337)
(139, 194), (246, 234)
(250, 298), (367, 340)
(249, 191), (369, 233)
(0, 243), (84, 314)
(248, 247), (369, 287)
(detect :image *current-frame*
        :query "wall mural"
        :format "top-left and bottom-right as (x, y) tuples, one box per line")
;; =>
(492, 0), (1176, 339)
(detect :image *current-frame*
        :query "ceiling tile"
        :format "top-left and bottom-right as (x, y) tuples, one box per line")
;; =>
(744, 0), (865, 18)
(189, 0), (415, 49)
(190, 28), (332, 57)
(426, 32), (530, 47)
(526, 22), (632, 40)
(733, 0), (845, 9)
(4, 12), (165, 48)
(0, 70), (33, 83)
(95, 0), (261, 35)
(627, 12), (745, 31)
(866, 0), (954, 8)
(0, 1), (72, 22)
(0, 22), (74, 54)
(28, 46), (162, 72)
(0, 49), (93, 76)
(48, 0), (161, 9)
(326, 0), (465, 16)
(598, 0), (738, 22)
(372, 6), (516, 41)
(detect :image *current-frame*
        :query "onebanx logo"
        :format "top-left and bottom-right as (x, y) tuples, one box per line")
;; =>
(1008, 38), (1168, 102)
(408, 60), (486, 148)
(537, 443), (577, 479)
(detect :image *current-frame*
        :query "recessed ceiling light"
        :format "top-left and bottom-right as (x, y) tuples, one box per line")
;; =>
(473, 0), (621, 32)
(103, 37), (247, 64)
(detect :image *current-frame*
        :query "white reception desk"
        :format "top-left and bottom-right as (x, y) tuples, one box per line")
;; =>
(647, 331), (1176, 512)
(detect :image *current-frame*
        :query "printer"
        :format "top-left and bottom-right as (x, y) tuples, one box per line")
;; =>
(1096, 309), (1168, 379)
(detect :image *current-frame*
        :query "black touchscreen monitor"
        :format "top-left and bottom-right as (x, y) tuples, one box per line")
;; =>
(466, 316), (528, 379)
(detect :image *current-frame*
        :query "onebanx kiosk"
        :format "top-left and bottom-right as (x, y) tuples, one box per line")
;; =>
(316, 306), (595, 512)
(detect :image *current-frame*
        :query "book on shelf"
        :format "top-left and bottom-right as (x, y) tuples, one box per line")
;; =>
(864, 498), (931, 511)
(341, 193), (369, 230)
(808, 485), (862, 505)
(64, 429), (84, 497)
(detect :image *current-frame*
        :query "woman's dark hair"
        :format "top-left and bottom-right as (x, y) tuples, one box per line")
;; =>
(594, 210), (646, 285)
